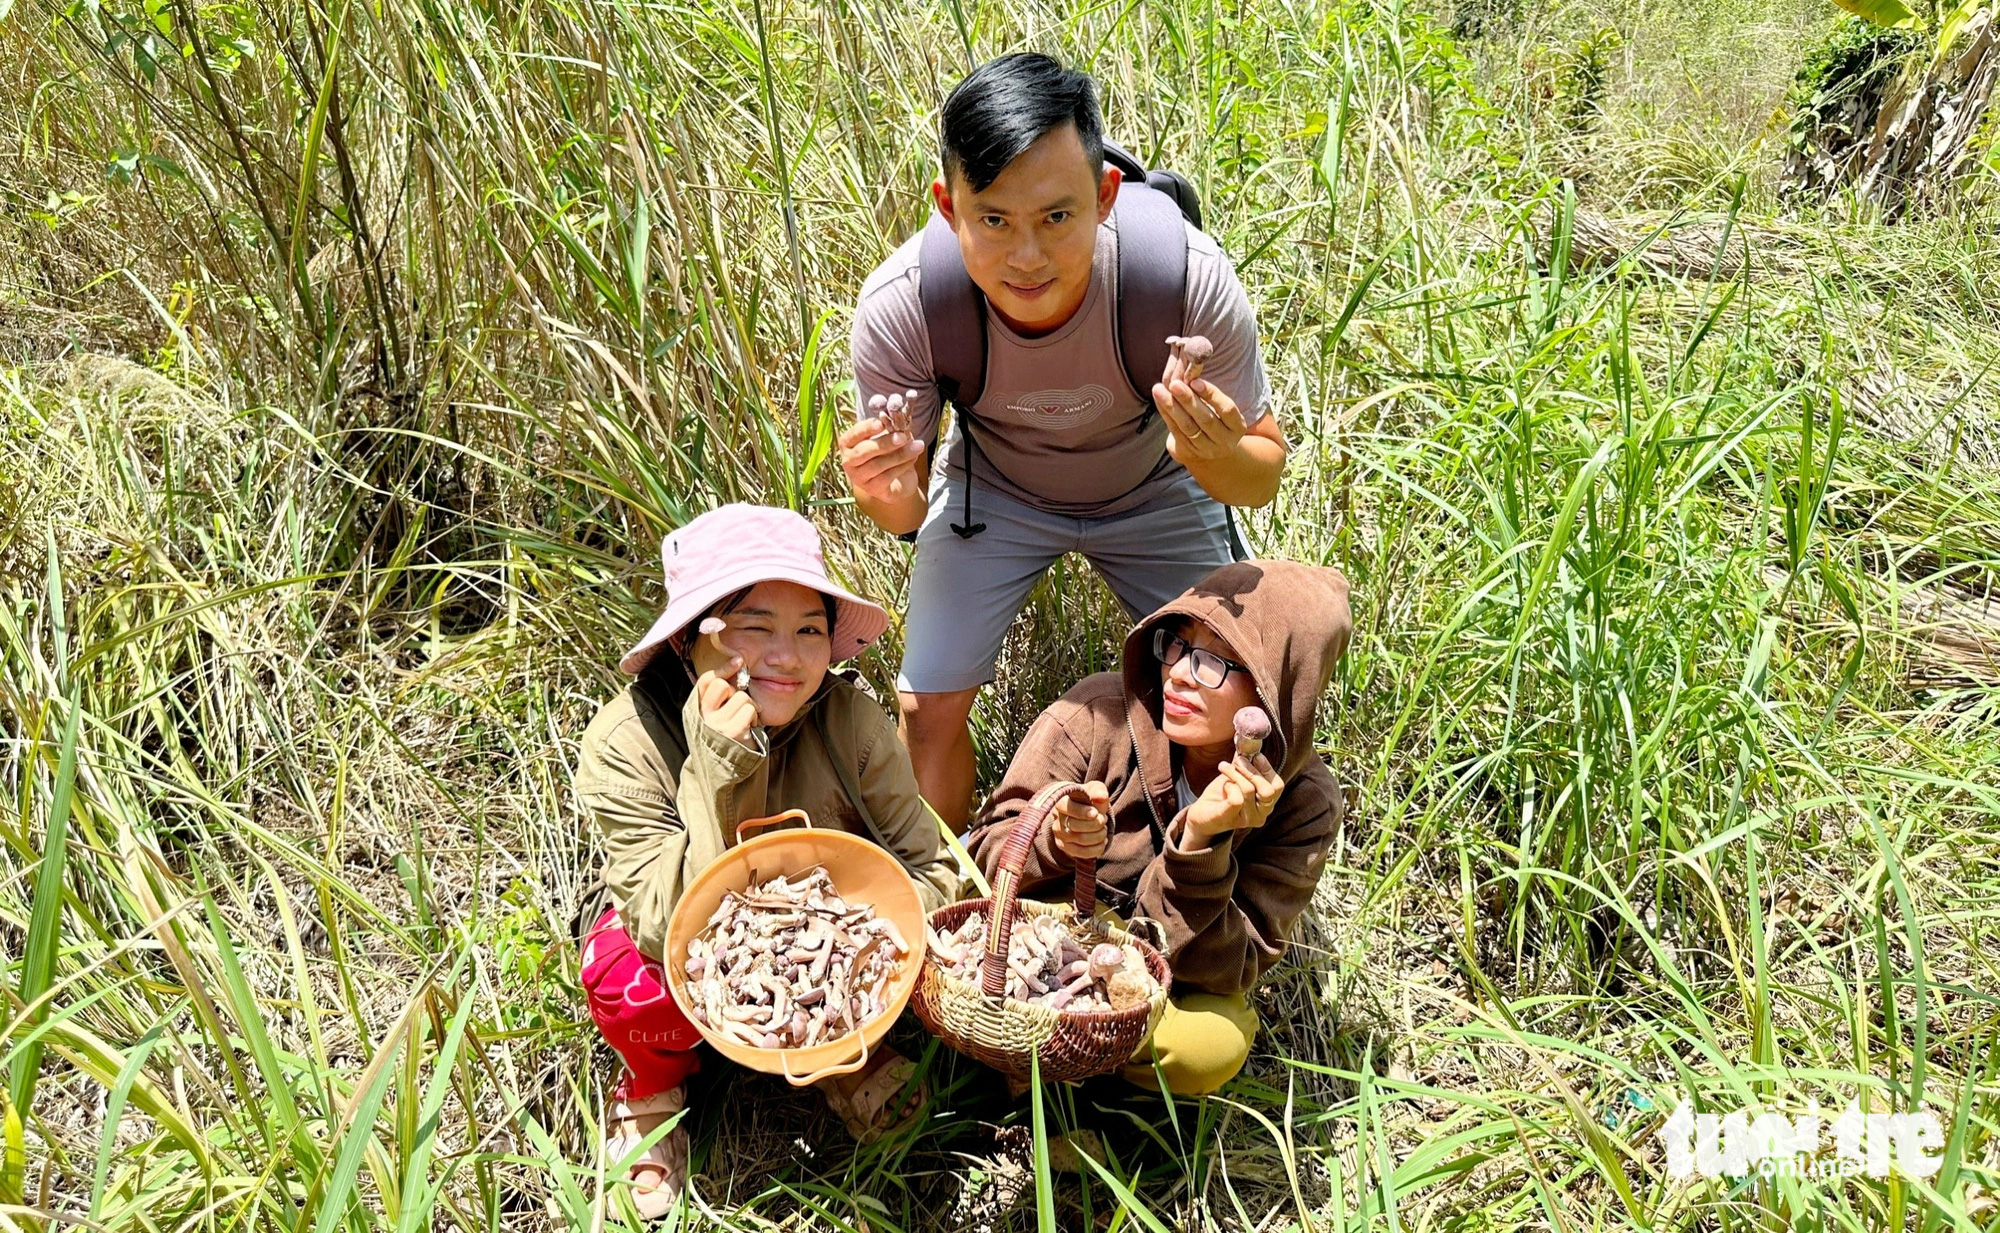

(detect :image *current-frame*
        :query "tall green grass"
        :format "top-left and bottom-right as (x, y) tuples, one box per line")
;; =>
(3, 0), (1999, 1228)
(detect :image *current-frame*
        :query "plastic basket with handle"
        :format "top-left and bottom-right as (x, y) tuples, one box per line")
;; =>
(911, 782), (1172, 1083)
(664, 810), (927, 1086)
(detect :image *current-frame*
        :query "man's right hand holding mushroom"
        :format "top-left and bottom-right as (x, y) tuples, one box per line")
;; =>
(1148, 333), (1287, 509)
(838, 390), (930, 535)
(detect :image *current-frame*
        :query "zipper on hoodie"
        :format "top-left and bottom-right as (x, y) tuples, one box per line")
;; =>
(1126, 711), (1165, 836)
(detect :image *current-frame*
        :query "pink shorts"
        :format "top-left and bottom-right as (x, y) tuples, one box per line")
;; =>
(580, 908), (703, 1100)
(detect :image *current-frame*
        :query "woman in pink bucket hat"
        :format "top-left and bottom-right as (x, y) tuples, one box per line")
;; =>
(572, 504), (963, 1214)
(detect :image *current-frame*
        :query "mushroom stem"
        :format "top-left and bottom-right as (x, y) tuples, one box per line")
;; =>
(699, 617), (749, 689)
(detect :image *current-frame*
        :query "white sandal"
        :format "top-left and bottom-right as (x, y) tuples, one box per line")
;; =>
(819, 1047), (926, 1143)
(605, 1086), (688, 1217)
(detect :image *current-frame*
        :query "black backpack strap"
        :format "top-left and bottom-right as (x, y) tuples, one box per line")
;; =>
(918, 211), (987, 408)
(918, 211), (989, 538)
(1112, 180), (1191, 417)
(1100, 138), (1150, 188)
(951, 423), (986, 538)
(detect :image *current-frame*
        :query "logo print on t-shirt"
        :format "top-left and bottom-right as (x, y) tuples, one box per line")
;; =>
(1003, 383), (1114, 431)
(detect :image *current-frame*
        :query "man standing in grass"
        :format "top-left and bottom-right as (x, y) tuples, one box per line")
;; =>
(840, 52), (1288, 829)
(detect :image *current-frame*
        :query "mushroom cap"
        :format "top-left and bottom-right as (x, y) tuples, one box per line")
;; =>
(1176, 334), (1215, 362)
(699, 617), (727, 635)
(1106, 968), (1152, 1011)
(1088, 942), (1126, 979)
(1233, 706), (1272, 742)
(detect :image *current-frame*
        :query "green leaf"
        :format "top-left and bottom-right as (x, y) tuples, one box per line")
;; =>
(11, 536), (79, 1120)
(1318, 65), (1353, 198)
(392, 956), (479, 1233)
(89, 1021), (168, 1221)
(1076, 1151), (1175, 1233)
(313, 1037), (402, 1233)
(203, 892), (303, 1147)
(1828, 0), (1916, 27)
(1938, 0), (1987, 51)
(308, 962), (440, 1233)
(1, 1093), (21, 1206)
(795, 310), (836, 494)
(1030, 1056), (1055, 1233)
(625, 190), (650, 322)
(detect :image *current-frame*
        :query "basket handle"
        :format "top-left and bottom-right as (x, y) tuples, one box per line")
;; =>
(981, 781), (1096, 1000)
(735, 809), (811, 846)
(780, 1027), (871, 1086)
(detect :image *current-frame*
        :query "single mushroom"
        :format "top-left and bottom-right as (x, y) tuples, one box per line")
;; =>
(699, 616), (749, 689)
(1164, 334), (1215, 387)
(1106, 966), (1152, 1012)
(1088, 942), (1126, 982)
(1045, 971), (1096, 1010)
(1233, 706), (1271, 764)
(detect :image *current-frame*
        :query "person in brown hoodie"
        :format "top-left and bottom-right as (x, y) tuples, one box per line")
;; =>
(966, 560), (1351, 1095)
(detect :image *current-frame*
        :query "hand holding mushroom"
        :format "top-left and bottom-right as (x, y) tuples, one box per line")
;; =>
(1049, 781), (1112, 862)
(1163, 334), (1213, 387)
(1181, 706), (1284, 848)
(838, 388), (928, 506)
(693, 617), (761, 743)
(1152, 334), (1248, 466)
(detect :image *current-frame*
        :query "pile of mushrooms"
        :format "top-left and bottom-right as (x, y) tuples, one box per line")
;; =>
(928, 909), (1156, 1013)
(683, 867), (907, 1050)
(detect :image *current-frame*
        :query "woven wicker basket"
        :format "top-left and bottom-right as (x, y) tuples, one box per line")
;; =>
(911, 782), (1171, 1083)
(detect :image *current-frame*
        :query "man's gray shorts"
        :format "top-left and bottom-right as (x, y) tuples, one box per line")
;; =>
(896, 468), (1243, 695)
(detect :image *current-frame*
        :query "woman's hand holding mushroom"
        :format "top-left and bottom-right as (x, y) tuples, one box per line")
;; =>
(694, 654), (761, 744)
(1050, 781), (1111, 862)
(1181, 755), (1283, 850)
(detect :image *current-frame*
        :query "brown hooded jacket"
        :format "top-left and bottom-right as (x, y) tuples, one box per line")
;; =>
(966, 561), (1352, 996)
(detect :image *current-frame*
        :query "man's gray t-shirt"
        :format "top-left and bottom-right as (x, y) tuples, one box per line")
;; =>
(850, 213), (1270, 518)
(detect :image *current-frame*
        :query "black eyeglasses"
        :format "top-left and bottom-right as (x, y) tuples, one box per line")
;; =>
(1152, 629), (1248, 690)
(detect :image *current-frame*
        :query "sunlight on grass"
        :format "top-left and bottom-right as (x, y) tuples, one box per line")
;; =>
(2, 0), (1998, 1228)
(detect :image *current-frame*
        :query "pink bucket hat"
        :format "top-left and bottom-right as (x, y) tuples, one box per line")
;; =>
(619, 504), (891, 675)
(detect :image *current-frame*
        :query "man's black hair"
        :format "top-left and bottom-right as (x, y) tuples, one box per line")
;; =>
(940, 53), (1104, 193)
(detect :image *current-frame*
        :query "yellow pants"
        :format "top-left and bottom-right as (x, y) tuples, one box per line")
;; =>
(1121, 992), (1258, 1097)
